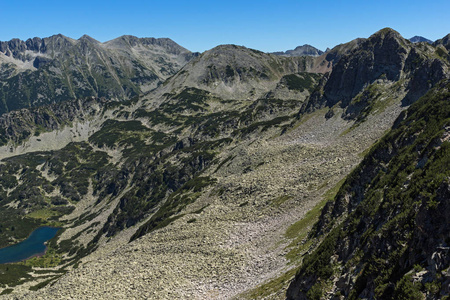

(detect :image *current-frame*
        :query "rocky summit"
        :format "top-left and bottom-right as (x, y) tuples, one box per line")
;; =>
(0, 28), (448, 299)
(409, 36), (433, 44)
(271, 44), (325, 57)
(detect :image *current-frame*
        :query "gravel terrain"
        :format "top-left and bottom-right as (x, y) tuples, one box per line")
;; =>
(4, 101), (405, 299)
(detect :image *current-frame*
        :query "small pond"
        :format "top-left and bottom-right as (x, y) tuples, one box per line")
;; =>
(0, 226), (60, 264)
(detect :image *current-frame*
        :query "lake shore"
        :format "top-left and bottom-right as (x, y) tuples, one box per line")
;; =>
(0, 227), (60, 264)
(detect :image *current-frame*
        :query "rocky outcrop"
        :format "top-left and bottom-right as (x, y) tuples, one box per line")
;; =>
(323, 28), (410, 107)
(433, 33), (450, 50)
(0, 34), (76, 60)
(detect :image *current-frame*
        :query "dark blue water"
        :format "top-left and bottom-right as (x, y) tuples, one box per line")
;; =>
(0, 226), (60, 264)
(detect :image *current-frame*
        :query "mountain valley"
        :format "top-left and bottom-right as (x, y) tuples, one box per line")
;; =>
(0, 28), (448, 299)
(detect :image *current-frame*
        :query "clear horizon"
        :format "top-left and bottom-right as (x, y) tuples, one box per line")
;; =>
(1, 0), (449, 53)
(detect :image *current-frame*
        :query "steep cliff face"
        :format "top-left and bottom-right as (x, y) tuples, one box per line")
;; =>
(302, 28), (449, 119)
(287, 80), (450, 300)
(0, 34), (77, 61)
(0, 34), (196, 114)
(324, 29), (410, 106)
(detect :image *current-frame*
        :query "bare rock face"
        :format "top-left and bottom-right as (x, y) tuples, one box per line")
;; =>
(301, 28), (449, 119)
(433, 33), (450, 50)
(0, 97), (106, 147)
(32, 56), (52, 68)
(323, 28), (410, 107)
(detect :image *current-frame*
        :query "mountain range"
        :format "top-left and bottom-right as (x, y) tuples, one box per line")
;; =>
(0, 34), (197, 114)
(0, 28), (448, 299)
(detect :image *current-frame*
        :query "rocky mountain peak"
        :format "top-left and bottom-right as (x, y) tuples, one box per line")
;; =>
(272, 44), (324, 57)
(78, 34), (100, 44)
(301, 27), (449, 119)
(317, 28), (410, 108)
(0, 33), (197, 114)
(409, 35), (433, 44)
(0, 34), (77, 59)
(104, 35), (191, 56)
(367, 28), (409, 55)
(370, 27), (403, 39)
(47, 33), (72, 41)
(204, 44), (250, 54)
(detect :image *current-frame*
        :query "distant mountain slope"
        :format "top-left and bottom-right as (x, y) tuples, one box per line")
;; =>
(308, 38), (366, 74)
(153, 44), (320, 101)
(272, 44), (324, 57)
(0, 34), (196, 114)
(409, 35), (433, 43)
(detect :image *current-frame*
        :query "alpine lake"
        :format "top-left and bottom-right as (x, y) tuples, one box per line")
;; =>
(0, 227), (60, 264)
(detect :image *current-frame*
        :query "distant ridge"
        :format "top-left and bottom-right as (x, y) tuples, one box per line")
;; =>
(271, 44), (324, 57)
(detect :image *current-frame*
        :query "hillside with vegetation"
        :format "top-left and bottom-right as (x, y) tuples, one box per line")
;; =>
(0, 28), (447, 299)
(287, 79), (450, 300)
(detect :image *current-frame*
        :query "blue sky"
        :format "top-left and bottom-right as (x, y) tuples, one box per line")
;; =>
(1, 0), (449, 53)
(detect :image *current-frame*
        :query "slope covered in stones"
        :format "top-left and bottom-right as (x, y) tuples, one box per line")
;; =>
(0, 54), (327, 295)
(287, 79), (450, 300)
(1, 83), (402, 299)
